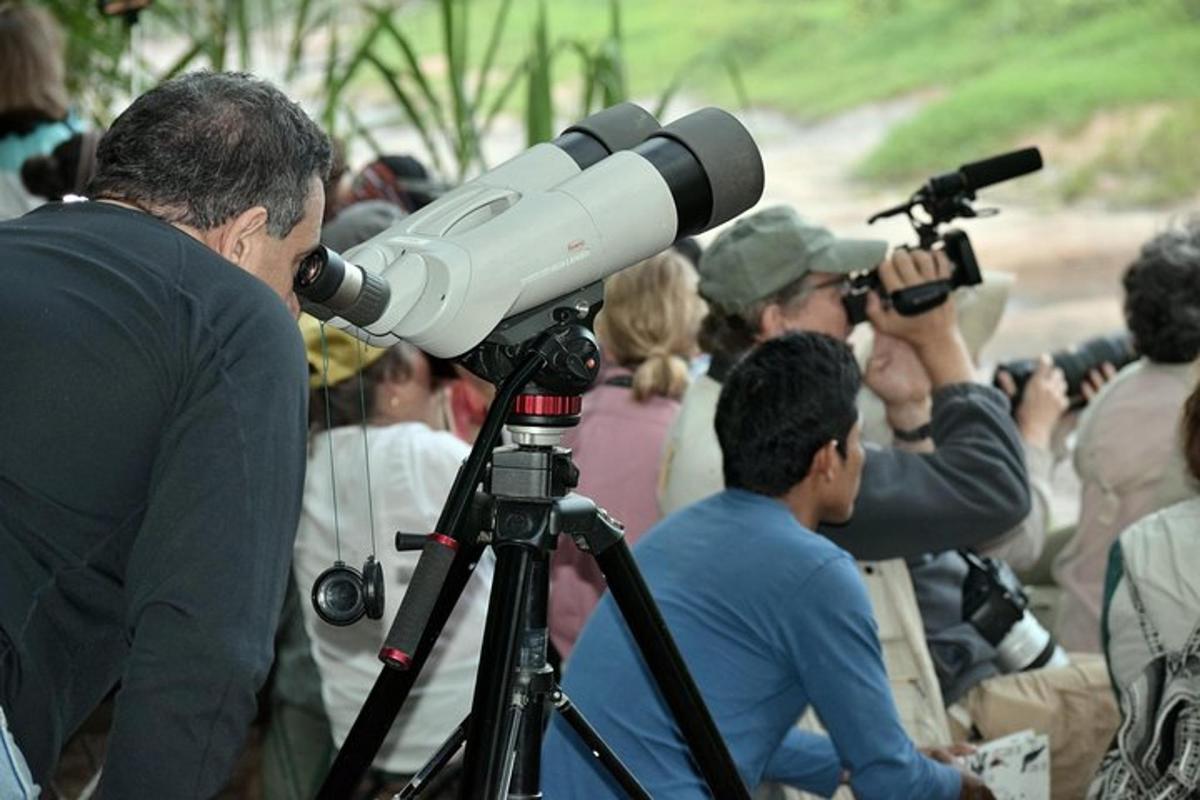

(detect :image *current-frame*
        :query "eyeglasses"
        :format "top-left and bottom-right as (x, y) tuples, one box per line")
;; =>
(798, 274), (853, 299)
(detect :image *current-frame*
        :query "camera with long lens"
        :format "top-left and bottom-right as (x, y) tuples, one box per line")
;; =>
(960, 550), (1068, 673)
(994, 332), (1137, 410)
(843, 147), (1044, 325)
(294, 102), (764, 360)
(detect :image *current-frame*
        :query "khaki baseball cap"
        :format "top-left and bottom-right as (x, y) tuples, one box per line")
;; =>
(300, 314), (390, 389)
(698, 205), (887, 308)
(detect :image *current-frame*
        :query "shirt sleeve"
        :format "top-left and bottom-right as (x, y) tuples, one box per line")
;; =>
(762, 727), (843, 796)
(977, 441), (1054, 570)
(785, 555), (962, 800)
(821, 383), (1031, 560)
(98, 310), (309, 798)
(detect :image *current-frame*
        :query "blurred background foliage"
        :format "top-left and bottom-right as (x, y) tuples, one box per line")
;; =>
(30, 0), (1200, 204)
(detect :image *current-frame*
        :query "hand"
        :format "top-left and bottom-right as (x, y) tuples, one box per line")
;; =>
(997, 355), (1068, 448)
(959, 771), (997, 800)
(921, 743), (976, 765)
(866, 249), (973, 389)
(866, 248), (958, 352)
(1081, 361), (1118, 404)
(865, 333), (933, 427)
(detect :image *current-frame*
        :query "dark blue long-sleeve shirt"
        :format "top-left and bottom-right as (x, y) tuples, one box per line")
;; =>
(540, 489), (961, 799)
(0, 202), (308, 797)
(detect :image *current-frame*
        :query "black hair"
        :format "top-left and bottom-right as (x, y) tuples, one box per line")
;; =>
(1122, 218), (1200, 363)
(715, 331), (861, 497)
(89, 71), (332, 237)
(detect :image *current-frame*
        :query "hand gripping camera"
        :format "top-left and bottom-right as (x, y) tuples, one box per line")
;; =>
(842, 147), (1044, 325)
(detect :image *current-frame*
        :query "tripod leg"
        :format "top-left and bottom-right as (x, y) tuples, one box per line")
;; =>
(553, 689), (651, 800)
(394, 718), (469, 800)
(506, 551), (555, 800)
(318, 543), (485, 800)
(461, 545), (535, 799)
(593, 539), (751, 800)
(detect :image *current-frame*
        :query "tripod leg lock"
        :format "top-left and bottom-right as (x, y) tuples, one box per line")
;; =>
(559, 494), (626, 557)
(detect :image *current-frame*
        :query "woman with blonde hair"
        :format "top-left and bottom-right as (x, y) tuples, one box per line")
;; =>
(0, 3), (81, 218)
(549, 249), (706, 659)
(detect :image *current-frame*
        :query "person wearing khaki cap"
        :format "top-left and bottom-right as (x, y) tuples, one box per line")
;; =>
(659, 204), (1030, 556)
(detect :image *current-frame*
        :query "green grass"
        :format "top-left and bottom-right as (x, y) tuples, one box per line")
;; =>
(381, 0), (1200, 201)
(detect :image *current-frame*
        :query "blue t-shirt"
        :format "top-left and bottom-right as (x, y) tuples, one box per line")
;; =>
(541, 489), (961, 799)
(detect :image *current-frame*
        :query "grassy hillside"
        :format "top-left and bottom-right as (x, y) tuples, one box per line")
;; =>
(388, 0), (1200, 202)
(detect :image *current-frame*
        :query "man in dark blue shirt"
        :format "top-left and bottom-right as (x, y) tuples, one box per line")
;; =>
(0, 72), (330, 797)
(541, 332), (993, 798)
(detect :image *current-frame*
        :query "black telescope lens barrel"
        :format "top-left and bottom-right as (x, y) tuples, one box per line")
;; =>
(294, 246), (392, 329)
(557, 102), (660, 166)
(633, 136), (714, 239)
(649, 107), (765, 232)
(958, 147), (1043, 192)
(295, 246), (344, 303)
(551, 131), (612, 171)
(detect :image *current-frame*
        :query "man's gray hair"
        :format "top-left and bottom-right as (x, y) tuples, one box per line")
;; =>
(90, 71), (332, 238)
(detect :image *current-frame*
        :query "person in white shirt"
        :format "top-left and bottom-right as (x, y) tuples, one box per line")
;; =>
(292, 317), (492, 795)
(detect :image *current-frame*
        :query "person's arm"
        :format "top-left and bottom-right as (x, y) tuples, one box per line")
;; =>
(785, 555), (963, 800)
(762, 728), (843, 796)
(819, 251), (1030, 559)
(976, 357), (1066, 569)
(98, 311), (309, 798)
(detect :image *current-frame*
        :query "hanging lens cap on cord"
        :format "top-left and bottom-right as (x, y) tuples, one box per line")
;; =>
(312, 560), (367, 626)
(363, 555), (385, 620)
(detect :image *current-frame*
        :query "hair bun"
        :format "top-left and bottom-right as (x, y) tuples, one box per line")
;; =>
(21, 152), (67, 200)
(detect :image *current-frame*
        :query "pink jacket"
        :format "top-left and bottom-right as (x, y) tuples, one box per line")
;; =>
(1053, 358), (1196, 652)
(548, 367), (682, 659)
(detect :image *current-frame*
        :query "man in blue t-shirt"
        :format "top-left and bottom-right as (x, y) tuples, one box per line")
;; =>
(541, 332), (994, 799)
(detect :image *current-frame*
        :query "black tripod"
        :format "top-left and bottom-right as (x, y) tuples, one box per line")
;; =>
(318, 288), (749, 799)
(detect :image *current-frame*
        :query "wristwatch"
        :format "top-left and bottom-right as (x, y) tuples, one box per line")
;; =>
(891, 422), (933, 442)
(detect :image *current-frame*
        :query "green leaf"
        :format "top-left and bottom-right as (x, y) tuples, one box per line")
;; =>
(371, 6), (449, 135)
(157, 38), (208, 83)
(286, 0), (317, 80)
(233, 0), (251, 70)
(526, 1), (553, 147)
(365, 52), (448, 175)
(471, 0), (515, 114)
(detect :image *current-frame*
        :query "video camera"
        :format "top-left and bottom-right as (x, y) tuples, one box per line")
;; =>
(843, 147), (1044, 325)
(294, 103), (763, 361)
(995, 332), (1137, 409)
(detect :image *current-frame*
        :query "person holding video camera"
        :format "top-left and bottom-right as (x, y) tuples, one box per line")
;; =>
(0, 72), (330, 797)
(543, 331), (995, 799)
(660, 205), (1029, 558)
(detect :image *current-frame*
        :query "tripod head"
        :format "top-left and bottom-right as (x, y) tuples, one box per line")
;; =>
(458, 283), (605, 447)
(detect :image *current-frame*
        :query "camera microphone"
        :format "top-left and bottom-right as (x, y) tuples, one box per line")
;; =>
(929, 147), (1044, 197)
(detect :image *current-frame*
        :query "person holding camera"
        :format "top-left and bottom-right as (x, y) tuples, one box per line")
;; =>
(542, 331), (996, 799)
(659, 206), (1029, 552)
(1054, 219), (1200, 654)
(0, 72), (330, 797)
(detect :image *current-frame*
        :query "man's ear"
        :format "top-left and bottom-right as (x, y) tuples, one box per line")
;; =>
(218, 205), (270, 267)
(757, 303), (786, 341)
(808, 440), (840, 483)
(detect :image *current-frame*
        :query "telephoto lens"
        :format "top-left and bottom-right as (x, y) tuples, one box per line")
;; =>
(995, 332), (1137, 408)
(960, 551), (1069, 673)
